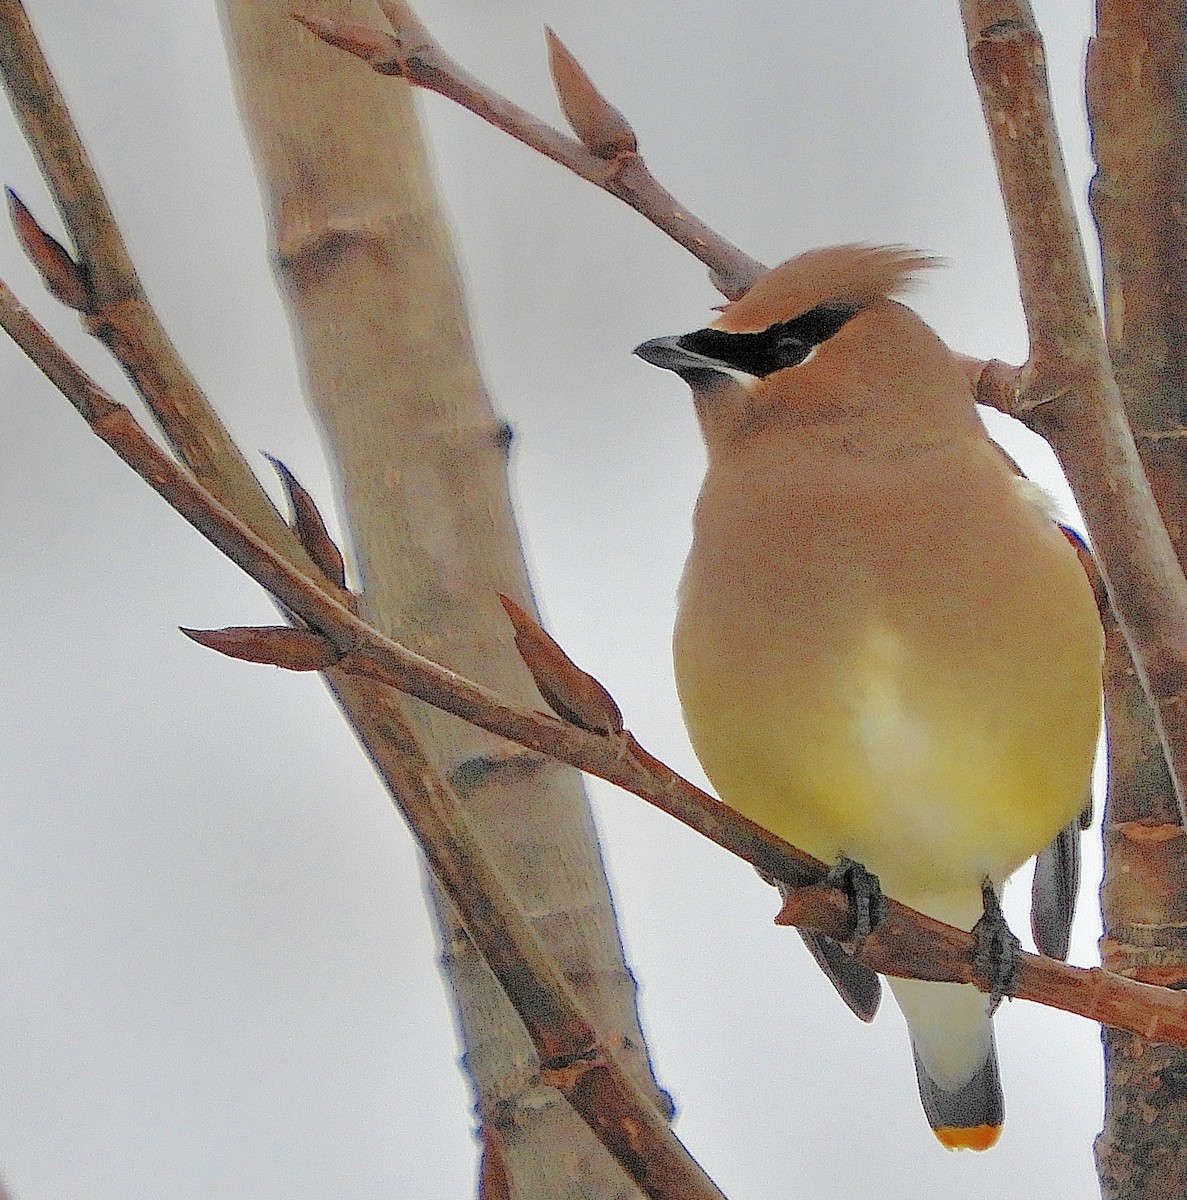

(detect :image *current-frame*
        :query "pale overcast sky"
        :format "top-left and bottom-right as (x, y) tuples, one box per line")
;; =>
(0, 2), (1105, 1197)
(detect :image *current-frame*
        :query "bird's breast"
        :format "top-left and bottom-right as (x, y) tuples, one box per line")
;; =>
(672, 439), (1102, 906)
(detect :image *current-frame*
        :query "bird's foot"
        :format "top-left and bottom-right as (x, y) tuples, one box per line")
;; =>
(972, 878), (1022, 1015)
(825, 856), (884, 948)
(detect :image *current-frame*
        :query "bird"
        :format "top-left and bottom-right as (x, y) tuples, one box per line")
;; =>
(634, 245), (1102, 1151)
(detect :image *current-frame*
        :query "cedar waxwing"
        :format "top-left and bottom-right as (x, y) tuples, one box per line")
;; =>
(635, 245), (1102, 1151)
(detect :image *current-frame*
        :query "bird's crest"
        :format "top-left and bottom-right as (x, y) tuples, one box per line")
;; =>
(713, 244), (938, 334)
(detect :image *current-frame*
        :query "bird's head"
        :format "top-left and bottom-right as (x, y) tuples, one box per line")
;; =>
(635, 245), (963, 450)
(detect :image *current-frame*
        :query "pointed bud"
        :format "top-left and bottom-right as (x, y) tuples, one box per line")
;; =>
(498, 593), (623, 735)
(293, 12), (405, 74)
(7, 189), (89, 311)
(180, 625), (342, 671)
(265, 455), (348, 591)
(545, 28), (637, 158)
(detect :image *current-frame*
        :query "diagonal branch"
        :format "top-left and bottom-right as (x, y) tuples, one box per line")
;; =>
(293, 6), (763, 298)
(7, 275), (1187, 1055)
(0, 0), (294, 541)
(0, 274), (724, 1200)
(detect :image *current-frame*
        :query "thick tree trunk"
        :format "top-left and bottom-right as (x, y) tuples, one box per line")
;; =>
(218, 3), (667, 1195)
(1088, 2), (1187, 1192)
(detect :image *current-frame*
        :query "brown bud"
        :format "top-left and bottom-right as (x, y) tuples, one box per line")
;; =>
(498, 593), (623, 735)
(7, 189), (89, 311)
(265, 455), (348, 592)
(545, 28), (637, 158)
(292, 13), (405, 73)
(180, 625), (342, 671)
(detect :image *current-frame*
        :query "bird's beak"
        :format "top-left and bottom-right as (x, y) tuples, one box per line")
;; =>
(635, 335), (755, 389)
(633, 336), (744, 386)
(634, 335), (732, 379)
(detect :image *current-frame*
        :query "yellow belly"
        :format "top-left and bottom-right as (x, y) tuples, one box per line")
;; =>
(675, 601), (1100, 910)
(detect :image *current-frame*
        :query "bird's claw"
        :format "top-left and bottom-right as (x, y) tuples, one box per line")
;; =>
(825, 856), (884, 948)
(972, 878), (1022, 1014)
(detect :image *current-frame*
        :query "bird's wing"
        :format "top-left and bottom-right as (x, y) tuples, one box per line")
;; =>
(797, 928), (881, 1022)
(1030, 803), (1090, 961)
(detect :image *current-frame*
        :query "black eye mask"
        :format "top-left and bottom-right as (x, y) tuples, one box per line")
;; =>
(675, 302), (861, 377)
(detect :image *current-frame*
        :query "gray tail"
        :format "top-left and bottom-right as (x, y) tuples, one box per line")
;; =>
(911, 1033), (1004, 1151)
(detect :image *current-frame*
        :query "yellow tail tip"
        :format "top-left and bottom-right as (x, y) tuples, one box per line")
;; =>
(934, 1124), (1002, 1152)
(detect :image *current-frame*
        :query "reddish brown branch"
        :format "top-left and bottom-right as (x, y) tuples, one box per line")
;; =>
(294, 5), (763, 298)
(7, 276), (1187, 1054)
(0, 274), (724, 1200)
(1088, 3), (1187, 1186)
(1, 6), (706, 1192)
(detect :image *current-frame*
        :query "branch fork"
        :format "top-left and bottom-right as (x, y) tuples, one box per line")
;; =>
(295, 4), (763, 297)
(9, 0), (1187, 1191)
(5, 0), (1187, 1065)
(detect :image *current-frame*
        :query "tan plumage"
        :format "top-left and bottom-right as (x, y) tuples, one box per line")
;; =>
(713, 244), (935, 332)
(636, 245), (1103, 1150)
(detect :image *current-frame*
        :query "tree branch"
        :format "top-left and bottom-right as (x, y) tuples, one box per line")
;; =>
(293, 5), (764, 298)
(1086, 2), (1187, 1186)
(0, 272), (725, 1200)
(6, 277), (1187, 1056)
(958, 1), (1187, 825)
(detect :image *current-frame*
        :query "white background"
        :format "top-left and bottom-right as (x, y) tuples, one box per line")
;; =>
(0, 2), (1106, 1197)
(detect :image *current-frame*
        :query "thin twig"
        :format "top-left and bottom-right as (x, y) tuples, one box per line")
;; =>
(6, 277), (1187, 1053)
(0, 0), (291, 540)
(294, 6), (764, 298)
